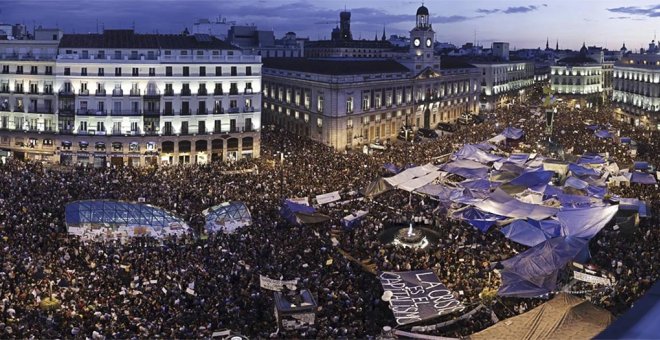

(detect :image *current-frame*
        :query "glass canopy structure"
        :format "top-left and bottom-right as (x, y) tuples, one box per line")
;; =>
(65, 200), (189, 240)
(202, 201), (252, 233)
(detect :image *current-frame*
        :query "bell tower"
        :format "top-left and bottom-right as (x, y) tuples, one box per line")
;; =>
(408, 4), (437, 73)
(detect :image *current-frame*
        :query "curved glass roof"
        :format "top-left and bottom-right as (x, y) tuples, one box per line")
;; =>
(65, 200), (187, 230)
(202, 201), (252, 233)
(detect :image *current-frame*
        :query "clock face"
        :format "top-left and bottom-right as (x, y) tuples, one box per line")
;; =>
(426, 38), (433, 47)
(413, 38), (421, 47)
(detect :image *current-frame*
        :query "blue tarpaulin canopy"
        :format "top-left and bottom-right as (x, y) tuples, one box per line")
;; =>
(453, 207), (505, 233)
(416, 183), (454, 201)
(507, 153), (530, 166)
(565, 176), (589, 190)
(460, 178), (497, 192)
(529, 219), (562, 238)
(619, 198), (649, 217)
(280, 200), (330, 225)
(620, 137), (632, 144)
(500, 220), (550, 247)
(633, 161), (649, 170)
(441, 159), (490, 179)
(557, 205), (619, 239)
(568, 163), (599, 177)
(577, 153), (606, 164)
(631, 172), (657, 184)
(501, 127), (524, 140)
(498, 237), (589, 297)
(383, 163), (400, 174)
(595, 130), (613, 139)
(453, 144), (503, 164)
(596, 282), (660, 339)
(474, 189), (559, 220)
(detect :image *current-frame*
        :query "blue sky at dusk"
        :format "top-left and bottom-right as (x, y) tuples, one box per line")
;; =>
(2, 0), (659, 51)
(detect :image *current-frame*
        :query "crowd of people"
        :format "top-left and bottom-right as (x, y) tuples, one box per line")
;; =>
(0, 95), (658, 338)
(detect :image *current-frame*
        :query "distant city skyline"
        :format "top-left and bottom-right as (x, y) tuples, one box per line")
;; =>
(2, 0), (659, 51)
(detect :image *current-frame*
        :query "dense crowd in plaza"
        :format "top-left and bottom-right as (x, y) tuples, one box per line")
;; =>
(0, 97), (658, 338)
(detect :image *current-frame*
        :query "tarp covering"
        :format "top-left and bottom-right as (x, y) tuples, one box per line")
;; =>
(416, 184), (454, 200)
(500, 220), (550, 247)
(383, 163), (400, 174)
(568, 163), (599, 177)
(633, 161), (649, 170)
(450, 188), (488, 205)
(507, 153), (530, 166)
(384, 164), (444, 192)
(474, 189), (559, 220)
(543, 160), (569, 176)
(500, 170), (554, 194)
(596, 282), (660, 340)
(631, 172), (657, 184)
(342, 210), (368, 229)
(65, 200), (189, 240)
(472, 293), (613, 340)
(619, 198), (649, 217)
(452, 207), (505, 232)
(529, 219), (562, 238)
(577, 153), (606, 164)
(501, 126), (524, 140)
(202, 201), (252, 233)
(557, 205), (619, 240)
(460, 178), (497, 192)
(565, 176), (589, 190)
(475, 142), (497, 151)
(280, 200), (330, 225)
(498, 237), (588, 297)
(595, 130), (613, 139)
(488, 134), (507, 144)
(620, 137), (632, 144)
(441, 159), (489, 179)
(453, 144), (502, 164)
(362, 178), (393, 198)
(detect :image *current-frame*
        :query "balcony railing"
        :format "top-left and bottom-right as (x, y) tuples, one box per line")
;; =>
(95, 90), (106, 96)
(214, 89), (223, 95)
(197, 89), (208, 96)
(79, 89), (90, 96)
(213, 107), (224, 114)
(130, 89), (141, 96)
(227, 107), (240, 114)
(29, 106), (53, 114)
(180, 109), (191, 115)
(142, 109), (161, 116)
(111, 110), (142, 116)
(244, 88), (253, 94)
(243, 106), (255, 113)
(58, 107), (75, 115)
(0, 88), (9, 93)
(58, 90), (75, 97)
(228, 90), (239, 96)
(143, 90), (161, 98)
(13, 107), (24, 112)
(77, 109), (107, 116)
(196, 108), (208, 115)
(164, 90), (174, 96)
(162, 109), (174, 116)
(181, 89), (192, 96)
(112, 90), (124, 97)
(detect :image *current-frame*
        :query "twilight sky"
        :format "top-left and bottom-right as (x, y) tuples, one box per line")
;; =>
(2, 0), (659, 50)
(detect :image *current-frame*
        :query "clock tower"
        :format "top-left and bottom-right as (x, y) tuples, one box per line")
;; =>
(408, 4), (437, 73)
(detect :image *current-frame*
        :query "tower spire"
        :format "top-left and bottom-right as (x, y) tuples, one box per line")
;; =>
(382, 25), (386, 41)
(555, 40), (558, 51)
(546, 37), (549, 50)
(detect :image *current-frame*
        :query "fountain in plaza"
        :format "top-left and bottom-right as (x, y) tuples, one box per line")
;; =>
(379, 222), (439, 249)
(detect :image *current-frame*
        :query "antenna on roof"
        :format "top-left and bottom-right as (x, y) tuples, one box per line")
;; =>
(96, 18), (99, 34)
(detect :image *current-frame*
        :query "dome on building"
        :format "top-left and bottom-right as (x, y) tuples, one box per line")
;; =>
(579, 42), (588, 54)
(416, 5), (429, 16)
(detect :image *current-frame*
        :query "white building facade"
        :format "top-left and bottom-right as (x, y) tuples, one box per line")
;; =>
(0, 29), (261, 166)
(612, 54), (660, 130)
(471, 61), (535, 111)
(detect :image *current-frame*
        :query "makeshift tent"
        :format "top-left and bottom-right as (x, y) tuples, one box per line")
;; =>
(488, 134), (507, 144)
(280, 200), (330, 226)
(568, 163), (599, 177)
(416, 183), (454, 201)
(631, 172), (657, 184)
(577, 153), (606, 164)
(596, 282), (660, 340)
(472, 293), (613, 340)
(460, 178), (497, 192)
(65, 200), (189, 240)
(500, 220), (550, 247)
(362, 178), (393, 198)
(474, 189), (559, 220)
(441, 159), (489, 179)
(452, 207), (505, 232)
(498, 237), (588, 297)
(557, 205), (619, 240)
(501, 126), (524, 140)
(620, 137), (632, 144)
(202, 201), (252, 233)
(384, 163), (444, 192)
(500, 170), (554, 194)
(452, 144), (502, 164)
(342, 210), (368, 229)
(619, 198), (649, 217)
(474, 142), (497, 151)
(634, 161), (649, 170)
(565, 176), (589, 190)
(273, 289), (317, 331)
(529, 219), (562, 238)
(450, 187), (489, 205)
(595, 130), (613, 139)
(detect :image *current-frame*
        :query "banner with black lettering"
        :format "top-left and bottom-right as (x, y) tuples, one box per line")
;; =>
(379, 270), (464, 325)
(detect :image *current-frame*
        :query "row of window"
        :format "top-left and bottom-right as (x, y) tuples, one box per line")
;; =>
(63, 49), (235, 59)
(60, 66), (252, 77)
(2, 65), (53, 75)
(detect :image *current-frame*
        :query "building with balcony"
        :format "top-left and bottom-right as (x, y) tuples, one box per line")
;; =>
(550, 44), (605, 108)
(263, 5), (480, 150)
(612, 53), (660, 130)
(469, 58), (535, 111)
(0, 29), (262, 166)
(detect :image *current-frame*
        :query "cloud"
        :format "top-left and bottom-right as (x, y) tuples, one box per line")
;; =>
(476, 8), (499, 14)
(607, 5), (660, 17)
(503, 5), (538, 14)
(608, 16), (631, 20)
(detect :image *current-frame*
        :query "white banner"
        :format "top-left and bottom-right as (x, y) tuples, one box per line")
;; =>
(259, 275), (298, 291)
(573, 271), (612, 286)
(315, 191), (341, 205)
(288, 197), (309, 206)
